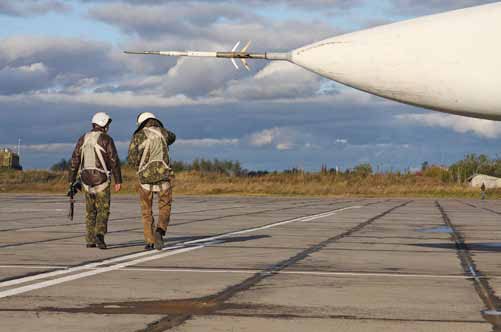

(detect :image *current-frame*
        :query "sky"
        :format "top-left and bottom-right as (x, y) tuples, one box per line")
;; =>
(0, 0), (500, 171)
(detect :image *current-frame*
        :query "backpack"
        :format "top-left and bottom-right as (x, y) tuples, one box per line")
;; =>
(137, 127), (171, 184)
(79, 132), (110, 193)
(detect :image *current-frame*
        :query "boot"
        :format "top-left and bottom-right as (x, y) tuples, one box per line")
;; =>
(86, 243), (96, 248)
(154, 228), (164, 251)
(144, 243), (154, 251)
(96, 234), (107, 250)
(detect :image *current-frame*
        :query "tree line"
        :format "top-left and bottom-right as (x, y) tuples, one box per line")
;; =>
(50, 154), (501, 182)
(50, 158), (244, 176)
(50, 158), (373, 177)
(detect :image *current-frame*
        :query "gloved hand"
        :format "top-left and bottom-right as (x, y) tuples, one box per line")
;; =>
(67, 183), (75, 196)
(68, 181), (82, 196)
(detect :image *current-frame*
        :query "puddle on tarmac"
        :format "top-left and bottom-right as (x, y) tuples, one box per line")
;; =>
(416, 226), (453, 234)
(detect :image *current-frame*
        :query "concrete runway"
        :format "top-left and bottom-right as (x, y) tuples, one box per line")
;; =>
(1, 195), (501, 331)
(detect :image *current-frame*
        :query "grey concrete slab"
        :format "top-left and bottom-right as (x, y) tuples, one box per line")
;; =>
(0, 195), (500, 332)
(292, 248), (464, 275)
(0, 312), (164, 332)
(221, 274), (485, 321)
(173, 316), (490, 332)
(0, 270), (248, 310)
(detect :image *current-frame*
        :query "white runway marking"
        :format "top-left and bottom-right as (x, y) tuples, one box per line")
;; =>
(0, 244), (186, 289)
(116, 268), (484, 279)
(0, 246), (203, 299)
(0, 265), (66, 270)
(1, 265), (484, 280)
(0, 205), (361, 299)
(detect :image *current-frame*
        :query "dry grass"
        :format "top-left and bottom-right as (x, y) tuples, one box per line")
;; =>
(0, 167), (492, 198)
(171, 171), (484, 198)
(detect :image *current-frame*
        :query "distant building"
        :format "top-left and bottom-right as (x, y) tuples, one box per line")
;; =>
(468, 174), (501, 189)
(0, 148), (22, 170)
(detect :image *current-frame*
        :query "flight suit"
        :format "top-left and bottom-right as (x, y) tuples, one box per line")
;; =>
(128, 119), (176, 245)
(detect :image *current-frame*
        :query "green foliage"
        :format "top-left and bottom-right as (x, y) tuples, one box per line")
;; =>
(171, 160), (192, 173)
(448, 154), (496, 183)
(50, 159), (70, 172)
(173, 158), (243, 176)
(422, 166), (449, 182)
(352, 163), (373, 177)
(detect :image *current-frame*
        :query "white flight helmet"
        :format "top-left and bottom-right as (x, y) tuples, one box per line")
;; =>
(137, 112), (157, 126)
(92, 112), (112, 128)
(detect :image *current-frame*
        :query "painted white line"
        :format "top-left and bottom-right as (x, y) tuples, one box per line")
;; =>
(0, 205), (360, 299)
(119, 268), (261, 274)
(0, 244), (185, 289)
(280, 271), (476, 279)
(115, 268), (480, 279)
(0, 265), (66, 270)
(1, 206), (360, 290)
(1, 265), (496, 280)
(184, 206), (361, 245)
(0, 246), (203, 299)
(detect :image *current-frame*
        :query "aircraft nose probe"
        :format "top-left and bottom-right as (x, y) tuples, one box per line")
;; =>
(123, 3), (501, 121)
(124, 41), (291, 71)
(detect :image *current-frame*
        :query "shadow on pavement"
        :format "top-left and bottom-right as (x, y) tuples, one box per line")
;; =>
(414, 242), (501, 252)
(106, 234), (270, 250)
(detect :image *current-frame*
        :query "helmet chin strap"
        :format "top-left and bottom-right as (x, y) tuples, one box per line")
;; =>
(92, 123), (110, 132)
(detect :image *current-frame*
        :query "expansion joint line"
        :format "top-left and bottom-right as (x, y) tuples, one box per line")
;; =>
(456, 200), (501, 216)
(435, 201), (500, 313)
(139, 200), (412, 332)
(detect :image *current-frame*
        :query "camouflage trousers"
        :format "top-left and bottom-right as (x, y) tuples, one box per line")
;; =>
(138, 182), (172, 244)
(85, 186), (111, 244)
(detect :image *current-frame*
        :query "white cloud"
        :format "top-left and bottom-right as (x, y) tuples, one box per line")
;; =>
(0, 63), (50, 94)
(20, 143), (74, 153)
(397, 113), (501, 138)
(248, 128), (278, 147)
(17, 63), (48, 73)
(17, 138), (240, 154)
(276, 143), (294, 151)
(211, 61), (324, 100)
(176, 138), (239, 147)
(247, 127), (309, 151)
(0, 1), (71, 17)
(0, 91), (227, 109)
(389, 0), (498, 15)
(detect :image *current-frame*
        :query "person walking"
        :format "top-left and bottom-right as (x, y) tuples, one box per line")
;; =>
(69, 112), (122, 249)
(481, 182), (486, 200)
(128, 112), (176, 251)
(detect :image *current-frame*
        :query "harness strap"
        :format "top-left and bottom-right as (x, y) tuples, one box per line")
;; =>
(138, 127), (169, 174)
(140, 181), (171, 193)
(95, 144), (109, 175)
(82, 181), (110, 194)
(79, 132), (110, 193)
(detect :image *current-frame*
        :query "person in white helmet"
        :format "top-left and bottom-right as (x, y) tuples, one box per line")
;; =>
(69, 112), (122, 249)
(128, 112), (176, 250)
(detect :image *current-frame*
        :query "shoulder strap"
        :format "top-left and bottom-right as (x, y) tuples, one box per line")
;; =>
(146, 127), (167, 144)
(95, 140), (109, 174)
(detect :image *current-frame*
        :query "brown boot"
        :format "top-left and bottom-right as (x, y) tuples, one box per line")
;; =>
(154, 229), (164, 251)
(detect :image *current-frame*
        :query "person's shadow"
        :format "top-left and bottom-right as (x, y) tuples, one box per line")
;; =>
(105, 235), (270, 250)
